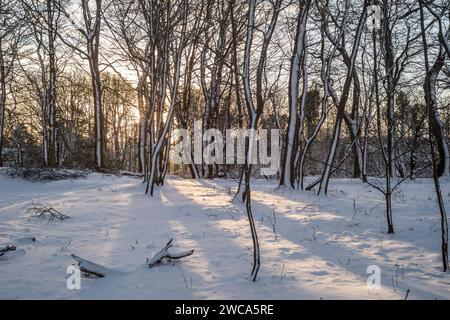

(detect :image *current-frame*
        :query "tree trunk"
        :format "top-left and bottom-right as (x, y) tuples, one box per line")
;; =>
(0, 46), (5, 167)
(318, 2), (367, 195)
(280, 1), (310, 188)
(420, 0), (449, 270)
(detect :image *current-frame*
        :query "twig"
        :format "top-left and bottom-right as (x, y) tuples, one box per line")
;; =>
(26, 201), (70, 222)
(404, 289), (410, 300)
(0, 246), (16, 257)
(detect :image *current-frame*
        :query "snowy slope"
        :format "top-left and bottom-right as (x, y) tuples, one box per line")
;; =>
(0, 173), (449, 299)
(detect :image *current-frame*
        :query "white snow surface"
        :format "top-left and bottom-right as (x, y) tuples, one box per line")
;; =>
(0, 172), (449, 299)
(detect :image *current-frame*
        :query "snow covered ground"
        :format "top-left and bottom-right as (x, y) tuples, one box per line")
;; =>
(0, 172), (449, 299)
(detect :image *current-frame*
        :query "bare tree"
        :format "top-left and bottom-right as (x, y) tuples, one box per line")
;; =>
(280, 0), (311, 188)
(19, 0), (64, 167)
(317, 0), (367, 195)
(422, 1), (450, 177)
(0, 1), (25, 166)
(144, 0), (189, 195)
(234, 0), (283, 281)
(419, 0), (448, 271)
(59, 0), (105, 169)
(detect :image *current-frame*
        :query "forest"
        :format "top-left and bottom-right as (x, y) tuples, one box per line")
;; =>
(0, 0), (449, 300)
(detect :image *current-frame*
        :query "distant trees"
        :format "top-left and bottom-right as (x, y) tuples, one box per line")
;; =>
(0, 0), (25, 167)
(3, 0), (447, 181)
(0, 0), (449, 271)
(20, 0), (63, 167)
(59, 0), (104, 169)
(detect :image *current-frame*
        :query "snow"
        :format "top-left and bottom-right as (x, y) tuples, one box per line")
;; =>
(0, 172), (449, 299)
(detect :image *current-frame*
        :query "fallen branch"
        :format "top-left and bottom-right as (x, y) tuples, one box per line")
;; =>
(147, 239), (194, 268)
(70, 239), (194, 278)
(26, 201), (70, 222)
(71, 254), (109, 277)
(0, 246), (16, 257)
